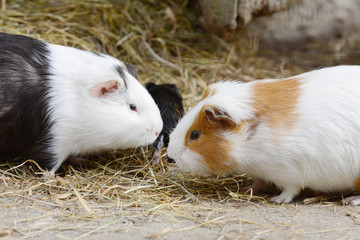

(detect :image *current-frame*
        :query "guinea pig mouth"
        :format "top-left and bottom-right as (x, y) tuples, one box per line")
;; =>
(167, 157), (175, 163)
(144, 132), (159, 145)
(174, 160), (191, 172)
(166, 149), (177, 163)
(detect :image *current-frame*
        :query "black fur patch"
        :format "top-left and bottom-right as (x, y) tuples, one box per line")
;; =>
(146, 82), (184, 153)
(125, 63), (138, 79)
(115, 65), (128, 89)
(90, 51), (103, 57)
(0, 32), (55, 170)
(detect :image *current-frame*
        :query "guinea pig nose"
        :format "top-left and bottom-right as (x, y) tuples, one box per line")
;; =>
(155, 131), (160, 136)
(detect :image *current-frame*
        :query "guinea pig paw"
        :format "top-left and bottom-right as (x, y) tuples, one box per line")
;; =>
(41, 171), (55, 180)
(343, 195), (360, 206)
(270, 191), (296, 204)
(151, 150), (162, 166)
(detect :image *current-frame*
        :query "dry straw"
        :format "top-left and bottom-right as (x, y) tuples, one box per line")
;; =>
(1, 1), (359, 238)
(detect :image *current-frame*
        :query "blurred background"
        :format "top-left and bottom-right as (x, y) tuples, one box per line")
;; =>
(1, 0), (360, 105)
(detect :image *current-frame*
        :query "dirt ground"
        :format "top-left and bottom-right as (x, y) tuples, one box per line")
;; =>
(1, 194), (360, 240)
(1, 170), (360, 240)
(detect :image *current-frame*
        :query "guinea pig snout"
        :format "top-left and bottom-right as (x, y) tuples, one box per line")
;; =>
(147, 127), (160, 137)
(166, 144), (178, 162)
(145, 124), (162, 144)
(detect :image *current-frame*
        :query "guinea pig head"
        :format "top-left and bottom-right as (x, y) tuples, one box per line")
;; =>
(77, 64), (163, 151)
(167, 101), (243, 173)
(167, 81), (263, 174)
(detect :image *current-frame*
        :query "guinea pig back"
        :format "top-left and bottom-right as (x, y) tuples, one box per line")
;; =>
(168, 66), (360, 205)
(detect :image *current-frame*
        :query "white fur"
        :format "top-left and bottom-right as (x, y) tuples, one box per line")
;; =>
(167, 101), (206, 173)
(167, 81), (254, 173)
(168, 66), (360, 205)
(45, 44), (163, 174)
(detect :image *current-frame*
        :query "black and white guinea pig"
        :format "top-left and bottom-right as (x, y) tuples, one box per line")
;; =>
(0, 32), (163, 176)
(145, 82), (184, 165)
(167, 65), (360, 205)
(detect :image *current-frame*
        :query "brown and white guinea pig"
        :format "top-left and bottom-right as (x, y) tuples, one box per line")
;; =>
(0, 32), (163, 176)
(145, 82), (184, 165)
(167, 65), (360, 205)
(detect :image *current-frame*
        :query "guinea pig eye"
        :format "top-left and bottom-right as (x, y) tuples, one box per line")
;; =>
(129, 104), (137, 111)
(190, 130), (200, 141)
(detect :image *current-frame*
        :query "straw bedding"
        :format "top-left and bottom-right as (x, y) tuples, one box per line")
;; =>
(1, 1), (360, 239)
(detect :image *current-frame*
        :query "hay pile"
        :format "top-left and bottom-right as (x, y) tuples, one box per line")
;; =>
(0, 0), (319, 226)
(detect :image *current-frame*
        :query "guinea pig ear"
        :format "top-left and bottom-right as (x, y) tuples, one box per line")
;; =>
(89, 80), (119, 98)
(125, 63), (138, 79)
(245, 118), (261, 141)
(204, 106), (237, 129)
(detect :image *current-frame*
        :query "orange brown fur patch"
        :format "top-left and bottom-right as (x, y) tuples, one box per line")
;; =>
(252, 78), (302, 128)
(354, 177), (360, 190)
(185, 105), (238, 173)
(201, 84), (216, 100)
